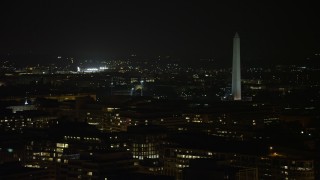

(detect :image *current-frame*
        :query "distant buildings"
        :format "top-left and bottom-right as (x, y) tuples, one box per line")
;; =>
(1, 53), (320, 179)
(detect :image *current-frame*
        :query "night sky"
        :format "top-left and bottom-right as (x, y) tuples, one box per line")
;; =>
(0, 1), (319, 65)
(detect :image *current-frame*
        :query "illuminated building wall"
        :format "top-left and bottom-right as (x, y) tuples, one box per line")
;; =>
(132, 142), (159, 160)
(163, 148), (215, 180)
(162, 146), (315, 180)
(0, 112), (58, 132)
(128, 126), (167, 174)
(24, 141), (70, 169)
(131, 131), (164, 161)
(22, 120), (131, 177)
(82, 107), (132, 132)
(57, 151), (137, 179)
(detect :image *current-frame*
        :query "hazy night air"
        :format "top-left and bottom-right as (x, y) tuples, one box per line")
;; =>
(0, 1), (319, 66)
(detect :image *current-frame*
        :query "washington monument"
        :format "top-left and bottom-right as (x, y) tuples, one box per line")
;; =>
(232, 32), (241, 100)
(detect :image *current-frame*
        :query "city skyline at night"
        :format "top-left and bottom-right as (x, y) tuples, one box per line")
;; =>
(0, 1), (319, 180)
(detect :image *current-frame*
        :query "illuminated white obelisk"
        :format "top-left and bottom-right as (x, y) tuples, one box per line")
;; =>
(232, 32), (241, 100)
